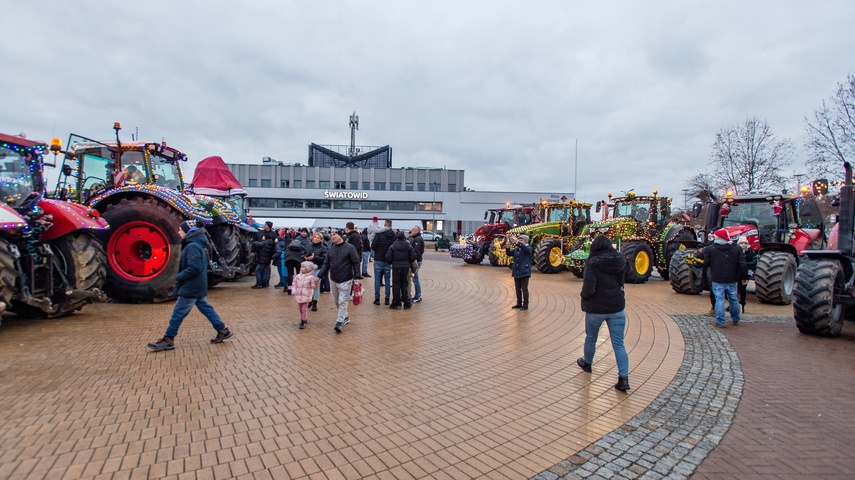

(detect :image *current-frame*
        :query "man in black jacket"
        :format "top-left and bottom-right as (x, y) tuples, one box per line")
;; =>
(408, 226), (426, 302)
(703, 229), (747, 327)
(360, 228), (372, 278)
(317, 231), (362, 333)
(252, 221), (277, 288)
(370, 220), (396, 305)
(386, 231), (417, 309)
(148, 220), (233, 351)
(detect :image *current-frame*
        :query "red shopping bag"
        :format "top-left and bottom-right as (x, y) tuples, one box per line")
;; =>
(352, 280), (363, 306)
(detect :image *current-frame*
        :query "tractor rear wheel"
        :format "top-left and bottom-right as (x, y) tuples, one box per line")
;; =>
(793, 258), (845, 337)
(622, 240), (653, 284)
(659, 230), (696, 280)
(754, 251), (797, 304)
(535, 238), (566, 274)
(669, 248), (703, 294)
(0, 236), (19, 313)
(99, 196), (183, 303)
(209, 223), (241, 286)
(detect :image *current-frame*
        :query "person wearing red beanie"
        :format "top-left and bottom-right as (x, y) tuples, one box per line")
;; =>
(703, 229), (748, 328)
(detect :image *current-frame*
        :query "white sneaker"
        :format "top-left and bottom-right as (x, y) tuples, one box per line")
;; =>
(412, 297), (422, 303)
(342, 316), (350, 326)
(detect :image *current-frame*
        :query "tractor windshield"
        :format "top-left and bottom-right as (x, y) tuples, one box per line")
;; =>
(546, 207), (570, 222)
(0, 143), (35, 207)
(614, 200), (651, 222)
(723, 202), (779, 229)
(150, 156), (182, 190)
(225, 194), (247, 220)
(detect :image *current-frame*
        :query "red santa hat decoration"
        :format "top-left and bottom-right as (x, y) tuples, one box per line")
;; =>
(713, 229), (731, 242)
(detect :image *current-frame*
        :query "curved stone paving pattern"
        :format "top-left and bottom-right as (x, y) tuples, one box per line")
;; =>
(0, 251), (793, 479)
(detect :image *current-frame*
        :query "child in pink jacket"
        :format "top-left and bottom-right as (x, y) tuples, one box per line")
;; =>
(292, 261), (320, 329)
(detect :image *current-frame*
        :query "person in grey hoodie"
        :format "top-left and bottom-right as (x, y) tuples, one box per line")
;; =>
(576, 235), (631, 392)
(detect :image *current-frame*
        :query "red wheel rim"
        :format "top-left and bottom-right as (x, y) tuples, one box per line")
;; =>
(107, 221), (172, 281)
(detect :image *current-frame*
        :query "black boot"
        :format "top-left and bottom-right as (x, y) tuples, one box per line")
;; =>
(311, 300), (317, 312)
(576, 358), (592, 373)
(615, 376), (630, 392)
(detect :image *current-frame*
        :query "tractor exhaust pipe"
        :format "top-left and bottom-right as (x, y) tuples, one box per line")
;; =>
(839, 162), (854, 257)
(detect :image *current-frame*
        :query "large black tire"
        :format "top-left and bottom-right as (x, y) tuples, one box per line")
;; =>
(669, 248), (703, 294)
(793, 258), (845, 337)
(208, 224), (241, 286)
(535, 238), (566, 274)
(754, 251), (797, 305)
(14, 231), (107, 319)
(463, 244), (485, 265)
(622, 240), (653, 284)
(659, 230), (696, 280)
(98, 196), (183, 303)
(487, 238), (505, 267)
(0, 236), (18, 312)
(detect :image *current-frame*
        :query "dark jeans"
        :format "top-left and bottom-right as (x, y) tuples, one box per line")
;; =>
(514, 276), (530, 306)
(285, 260), (301, 290)
(166, 296), (225, 338)
(255, 263), (271, 286)
(391, 267), (410, 307)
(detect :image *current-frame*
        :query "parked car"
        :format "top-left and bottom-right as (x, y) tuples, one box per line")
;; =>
(421, 231), (441, 241)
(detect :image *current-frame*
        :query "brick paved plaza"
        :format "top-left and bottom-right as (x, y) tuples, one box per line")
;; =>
(1, 250), (853, 479)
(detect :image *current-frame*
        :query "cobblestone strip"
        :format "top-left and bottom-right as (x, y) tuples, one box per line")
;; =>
(531, 314), (745, 480)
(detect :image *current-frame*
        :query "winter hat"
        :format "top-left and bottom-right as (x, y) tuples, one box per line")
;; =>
(265, 221), (273, 229)
(396, 231), (406, 240)
(300, 261), (316, 274)
(713, 229), (731, 244)
(179, 220), (196, 234)
(372, 216), (379, 221)
(518, 234), (529, 243)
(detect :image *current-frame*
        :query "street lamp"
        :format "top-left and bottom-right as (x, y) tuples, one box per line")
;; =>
(793, 173), (805, 195)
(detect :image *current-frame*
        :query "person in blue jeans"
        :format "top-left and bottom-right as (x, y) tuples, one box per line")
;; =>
(577, 235), (631, 391)
(408, 225), (426, 302)
(371, 220), (395, 305)
(703, 229), (747, 327)
(148, 220), (233, 351)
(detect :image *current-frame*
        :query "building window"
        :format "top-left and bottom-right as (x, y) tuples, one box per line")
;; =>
(306, 180), (315, 189)
(429, 183), (440, 192)
(417, 202), (442, 211)
(362, 181), (371, 190)
(417, 183), (425, 191)
(278, 199), (303, 208)
(248, 198), (276, 208)
(350, 181), (359, 189)
(293, 180), (302, 188)
(261, 179), (271, 188)
(405, 183), (414, 191)
(306, 200), (331, 209)
(390, 182), (402, 191)
(362, 201), (387, 210)
(335, 181), (346, 189)
(319, 181), (330, 189)
(248, 179), (258, 187)
(334, 200), (360, 209)
(374, 182), (385, 190)
(280, 180), (290, 188)
(447, 183), (455, 192)
(389, 201), (416, 211)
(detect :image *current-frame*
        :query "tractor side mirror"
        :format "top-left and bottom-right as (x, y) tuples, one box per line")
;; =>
(62, 164), (73, 176)
(595, 201), (602, 213)
(691, 202), (703, 218)
(484, 211), (488, 220)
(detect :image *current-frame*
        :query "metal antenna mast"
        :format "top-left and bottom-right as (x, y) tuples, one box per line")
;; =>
(348, 112), (360, 157)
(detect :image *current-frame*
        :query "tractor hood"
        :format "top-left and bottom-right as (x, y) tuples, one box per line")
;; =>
(0, 203), (26, 230)
(473, 222), (508, 238)
(719, 224), (757, 242)
(507, 221), (561, 237)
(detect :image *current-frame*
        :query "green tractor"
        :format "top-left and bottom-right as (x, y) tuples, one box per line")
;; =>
(565, 191), (696, 283)
(488, 200), (593, 273)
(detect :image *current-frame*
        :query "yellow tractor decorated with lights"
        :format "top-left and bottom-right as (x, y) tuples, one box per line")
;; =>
(565, 190), (696, 283)
(487, 200), (593, 273)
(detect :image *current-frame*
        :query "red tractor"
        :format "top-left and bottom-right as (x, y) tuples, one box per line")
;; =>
(53, 124), (255, 303)
(0, 132), (107, 318)
(449, 205), (537, 264)
(670, 192), (825, 304)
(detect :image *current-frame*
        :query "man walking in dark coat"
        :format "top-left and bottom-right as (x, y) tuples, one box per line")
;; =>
(386, 231), (417, 309)
(703, 229), (747, 327)
(371, 220), (396, 305)
(409, 226), (426, 303)
(317, 231), (362, 333)
(147, 220), (233, 351)
(252, 221), (277, 288)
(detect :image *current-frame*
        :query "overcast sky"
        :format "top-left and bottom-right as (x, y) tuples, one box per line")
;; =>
(4, 1), (854, 206)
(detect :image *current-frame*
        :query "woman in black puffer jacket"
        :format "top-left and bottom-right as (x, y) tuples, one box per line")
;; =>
(577, 235), (631, 392)
(284, 239), (307, 294)
(305, 233), (328, 310)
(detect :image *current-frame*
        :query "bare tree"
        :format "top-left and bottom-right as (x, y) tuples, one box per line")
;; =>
(686, 171), (716, 202)
(709, 116), (793, 194)
(804, 74), (855, 180)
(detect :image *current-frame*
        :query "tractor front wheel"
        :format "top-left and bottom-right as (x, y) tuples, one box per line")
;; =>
(659, 230), (696, 280)
(793, 258), (845, 337)
(754, 251), (797, 305)
(46, 231), (106, 317)
(99, 196), (183, 303)
(622, 241), (653, 284)
(669, 248), (703, 294)
(535, 238), (566, 274)
(0, 236), (19, 313)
